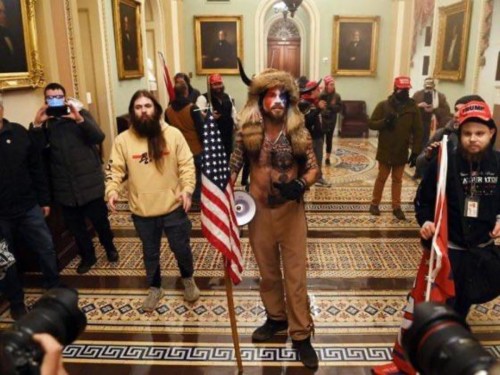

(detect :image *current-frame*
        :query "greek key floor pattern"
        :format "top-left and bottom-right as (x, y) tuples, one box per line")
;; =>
(62, 341), (500, 366)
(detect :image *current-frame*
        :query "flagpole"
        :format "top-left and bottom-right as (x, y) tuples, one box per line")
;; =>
(223, 261), (243, 373)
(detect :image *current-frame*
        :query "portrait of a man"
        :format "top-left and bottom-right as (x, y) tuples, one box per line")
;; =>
(442, 12), (463, 71)
(434, 0), (471, 81)
(195, 16), (242, 74)
(0, 0), (28, 74)
(332, 16), (379, 77)
(113, 0), (143, 79)
(339, 28), (370, 70)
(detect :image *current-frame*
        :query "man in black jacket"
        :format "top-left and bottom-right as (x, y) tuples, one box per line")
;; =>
(30, 83), (118, 274)
(0, 101), (60, 319)
(415, 100), (500, 318)
(196, 74), (237, 161)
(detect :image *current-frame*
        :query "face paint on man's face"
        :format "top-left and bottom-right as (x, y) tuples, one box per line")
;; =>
(263, 88), (288, 113)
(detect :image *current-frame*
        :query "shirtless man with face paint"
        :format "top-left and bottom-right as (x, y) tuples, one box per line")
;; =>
(230, 69), (320, 370)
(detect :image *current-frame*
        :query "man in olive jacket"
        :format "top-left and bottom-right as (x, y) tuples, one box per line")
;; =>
(368, 76), (423, 220)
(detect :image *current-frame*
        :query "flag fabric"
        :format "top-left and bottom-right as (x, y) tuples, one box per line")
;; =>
(158, 52), (175, 102)
(200, 110), (243, 284)
(372, 136), (455, 375)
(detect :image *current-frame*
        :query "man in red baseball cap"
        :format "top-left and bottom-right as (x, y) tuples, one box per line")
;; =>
(415, 99), (499, 320)
(196, 73), (237, 161)
(368, 76), (423, 220)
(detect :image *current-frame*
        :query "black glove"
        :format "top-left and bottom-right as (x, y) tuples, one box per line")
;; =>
(384, 112), (397, 129)
(272, 179), (306, 201)
(408, 153), (417, 167)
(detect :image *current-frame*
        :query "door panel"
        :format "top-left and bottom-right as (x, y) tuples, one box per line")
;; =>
(267, 38), (300, 77)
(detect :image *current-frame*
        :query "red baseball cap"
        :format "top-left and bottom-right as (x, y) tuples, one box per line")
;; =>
(209, 74), (223, 85)
(393, 76), (412, 89)
(458, 101), (496, 129)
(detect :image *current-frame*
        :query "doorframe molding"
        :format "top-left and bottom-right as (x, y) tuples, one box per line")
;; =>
(255, 0), (320, 78)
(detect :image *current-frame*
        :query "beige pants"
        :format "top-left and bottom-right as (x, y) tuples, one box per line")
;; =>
(371, 162), (405, 209)
(248, 199), (313, 340)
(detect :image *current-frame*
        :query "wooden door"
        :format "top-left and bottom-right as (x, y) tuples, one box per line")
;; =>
(267, 38), (300, 77)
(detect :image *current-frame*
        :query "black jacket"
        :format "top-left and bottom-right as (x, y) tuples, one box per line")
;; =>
(415, 146), (500, 248)
(29, 109), (105, 207)
(0, 120), (50, 217)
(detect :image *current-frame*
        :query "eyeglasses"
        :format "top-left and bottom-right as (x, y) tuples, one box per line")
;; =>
(46, 95), (64, 100)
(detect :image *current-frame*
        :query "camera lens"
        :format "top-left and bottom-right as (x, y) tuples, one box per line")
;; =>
(0, 288), (87, 375)
(13, 288), (86, 345)
(402, 302), (496, 375)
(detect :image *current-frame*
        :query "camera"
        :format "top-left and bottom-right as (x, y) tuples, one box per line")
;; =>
(402, 302), (499, 375)
(0, 288), (87, 375)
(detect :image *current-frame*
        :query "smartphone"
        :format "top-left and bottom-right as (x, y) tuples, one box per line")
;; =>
(46, 105), (70, 117)
(423, 91), (433, 105)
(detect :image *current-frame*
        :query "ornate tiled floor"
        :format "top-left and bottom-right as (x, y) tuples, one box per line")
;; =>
(2, 138), (499, 374)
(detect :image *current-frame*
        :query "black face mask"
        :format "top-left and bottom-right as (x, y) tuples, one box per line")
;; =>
(395, 89), (410, 102)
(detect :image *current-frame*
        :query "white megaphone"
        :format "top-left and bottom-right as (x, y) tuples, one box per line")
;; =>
(234, 191), (256, 226)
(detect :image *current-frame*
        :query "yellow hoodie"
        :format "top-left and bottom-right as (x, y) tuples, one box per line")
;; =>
(105, 123), (195, 217)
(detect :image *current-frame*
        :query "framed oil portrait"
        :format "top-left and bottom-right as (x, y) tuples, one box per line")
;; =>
(0, 0), (43, 90)
(113, 0), (144, 79)
(332, 16), (379, 77)
(194, 16), (242, 75)
(434, 0), (471, 81)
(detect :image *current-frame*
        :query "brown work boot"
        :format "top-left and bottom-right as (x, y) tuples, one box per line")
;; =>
(393, 208), (406, 220)
(369, 204), (380, 216)
(142, 287), (164, 312)
(182, 277), (200, 302)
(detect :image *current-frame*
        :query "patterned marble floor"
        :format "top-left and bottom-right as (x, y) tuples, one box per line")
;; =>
(2, 137), (499, 374)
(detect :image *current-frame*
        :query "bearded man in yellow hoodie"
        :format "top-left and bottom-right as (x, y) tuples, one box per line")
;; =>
(105, 90), (199, 312)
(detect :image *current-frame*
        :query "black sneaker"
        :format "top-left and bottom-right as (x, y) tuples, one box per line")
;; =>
(393, 208), (406, 220)
(325, 158), (331, 166)
(77, 257), (97, 274)
(292, 337), (319, 370)
(251, 318), (288, 342)
(369, 204), (380, 216)
(106, 248), (119, 262)
(10, 303), (27, 321)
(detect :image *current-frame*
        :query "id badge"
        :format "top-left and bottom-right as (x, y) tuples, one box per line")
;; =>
(464, 196), (480, 218)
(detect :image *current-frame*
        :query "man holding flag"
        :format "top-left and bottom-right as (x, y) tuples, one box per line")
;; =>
(230, 66), (320, 369)
(374, 99), (500, 374)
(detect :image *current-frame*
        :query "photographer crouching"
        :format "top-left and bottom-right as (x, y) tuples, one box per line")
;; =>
(0, 288), (86, 375)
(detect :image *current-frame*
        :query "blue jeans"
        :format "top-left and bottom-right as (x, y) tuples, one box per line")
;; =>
(132, 207), (194, 288)
(0, 205), (60, 306)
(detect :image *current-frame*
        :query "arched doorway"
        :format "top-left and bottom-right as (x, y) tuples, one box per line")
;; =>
(267, 19), (301, 77)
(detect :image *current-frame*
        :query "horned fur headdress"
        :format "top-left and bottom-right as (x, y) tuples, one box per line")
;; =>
(237, 59), (319, 157)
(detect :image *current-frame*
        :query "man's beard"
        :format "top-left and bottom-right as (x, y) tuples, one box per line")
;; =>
(131, 112), (161, 138)
(211, 87), (224, 98)
(263, 106), (286, 123)
(458, 142), (490, 162)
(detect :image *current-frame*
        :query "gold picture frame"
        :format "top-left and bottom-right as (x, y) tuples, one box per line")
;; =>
(332, 16), (379, 77)
(0, 0), (44, 90)
(112, 0), (144, 80)
(434, 0), (472, 81)
(194, 15), (243, 75)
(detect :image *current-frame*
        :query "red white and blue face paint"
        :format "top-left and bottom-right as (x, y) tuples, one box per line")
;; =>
(263, 87), (288, 113)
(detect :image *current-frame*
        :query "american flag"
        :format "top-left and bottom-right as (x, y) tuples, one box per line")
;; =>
(373, 136), (455, 375)
(200, 110), (243, 284)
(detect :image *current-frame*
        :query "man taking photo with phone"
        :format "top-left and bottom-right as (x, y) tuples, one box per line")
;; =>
(30, 83), (118, 274)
